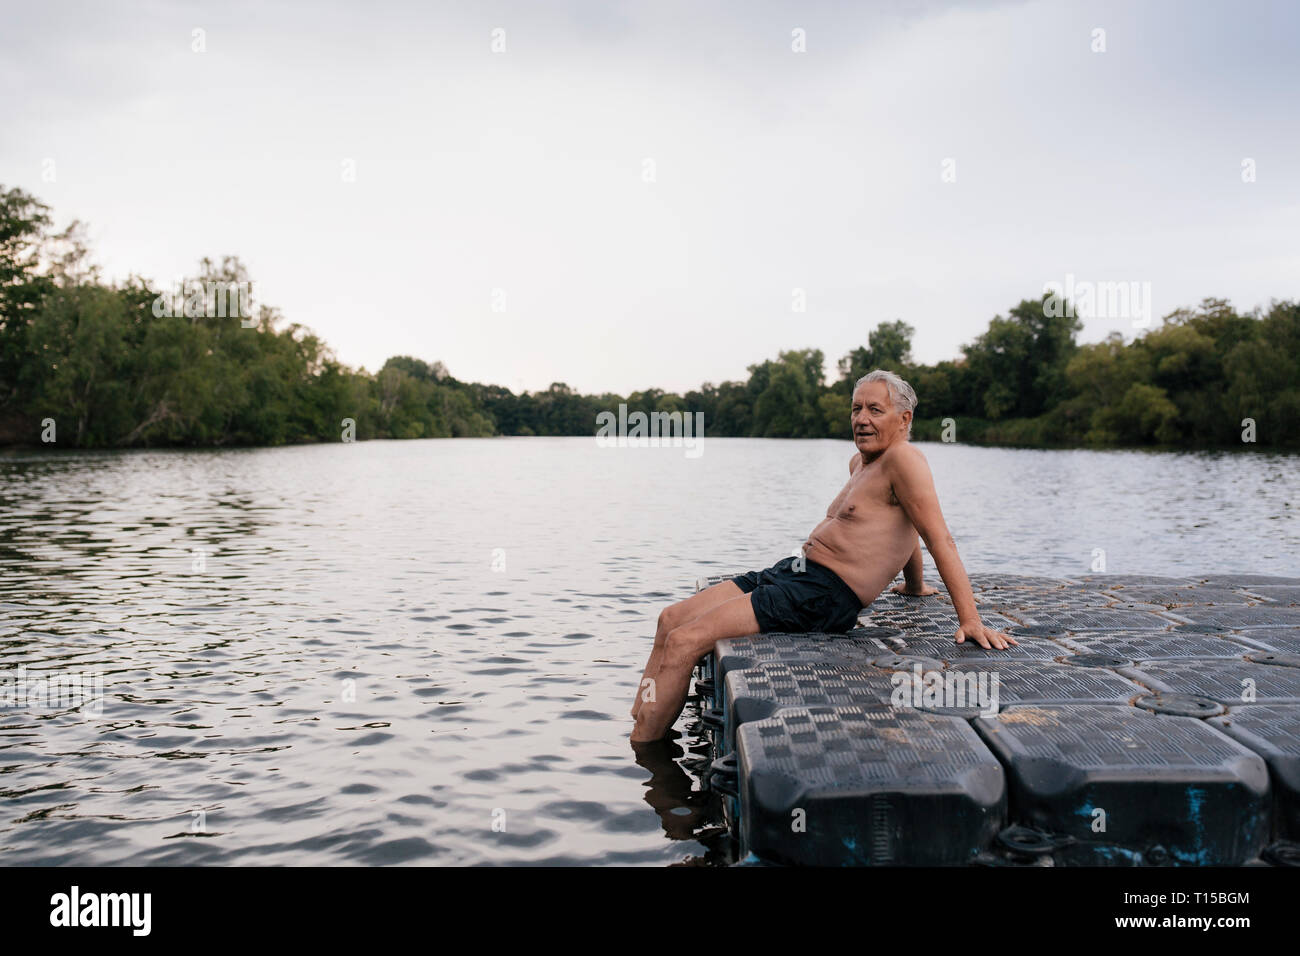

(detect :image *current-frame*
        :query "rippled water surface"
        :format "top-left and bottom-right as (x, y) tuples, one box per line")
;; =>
(1, 438), (1296, 865)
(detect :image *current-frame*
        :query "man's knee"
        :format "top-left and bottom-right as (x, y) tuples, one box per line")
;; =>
(663, 624), (707, 667)
(657, 602), (686, 637)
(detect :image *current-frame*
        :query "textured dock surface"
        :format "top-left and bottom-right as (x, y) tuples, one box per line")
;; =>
(693, 572), (1300, 866)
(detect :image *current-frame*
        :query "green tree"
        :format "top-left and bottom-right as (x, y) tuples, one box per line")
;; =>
(752, 349), (825, 437)
(962, 297), (1080, 420)
(837, 319), (915, 384)
(0, 187), (55, 434)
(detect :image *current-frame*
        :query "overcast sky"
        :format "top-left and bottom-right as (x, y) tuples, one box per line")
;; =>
(3, 0), (1297, 395)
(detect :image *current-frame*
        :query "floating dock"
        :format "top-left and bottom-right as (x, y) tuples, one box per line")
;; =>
(690, 572), (1300, 866)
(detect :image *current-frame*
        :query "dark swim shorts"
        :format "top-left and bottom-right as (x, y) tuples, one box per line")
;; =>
(731, 556), (863, 634)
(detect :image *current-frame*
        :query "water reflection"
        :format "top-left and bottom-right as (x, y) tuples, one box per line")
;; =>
(0, 439), (1295, 865)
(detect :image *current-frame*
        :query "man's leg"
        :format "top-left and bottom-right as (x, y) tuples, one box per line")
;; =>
(631, 593), (760, 742)
(631, 580), (744, 718)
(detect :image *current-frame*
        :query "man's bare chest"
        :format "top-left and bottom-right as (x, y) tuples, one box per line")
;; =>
(827, 464), (898, 518)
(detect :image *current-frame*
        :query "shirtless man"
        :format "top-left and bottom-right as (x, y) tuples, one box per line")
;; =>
(630, 369), (1016, 742)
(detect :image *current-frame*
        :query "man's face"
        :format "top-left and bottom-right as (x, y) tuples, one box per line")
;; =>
(851, 381), (909, 455)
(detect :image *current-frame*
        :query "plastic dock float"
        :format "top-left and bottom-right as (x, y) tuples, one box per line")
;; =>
(691, 572), (1300, 866)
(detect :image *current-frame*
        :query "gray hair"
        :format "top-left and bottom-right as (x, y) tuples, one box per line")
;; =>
(854, 369), (918, 436)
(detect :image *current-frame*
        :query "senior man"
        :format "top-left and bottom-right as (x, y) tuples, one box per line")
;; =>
(630, 369), (1015, 742)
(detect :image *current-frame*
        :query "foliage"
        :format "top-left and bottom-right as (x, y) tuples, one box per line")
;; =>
(2, 185), (1294, 449)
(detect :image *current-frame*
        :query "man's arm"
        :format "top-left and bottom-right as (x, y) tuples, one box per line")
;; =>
(882, 446), (1017, 649)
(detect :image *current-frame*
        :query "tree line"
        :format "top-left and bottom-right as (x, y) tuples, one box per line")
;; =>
(1, 185), (1295, 449)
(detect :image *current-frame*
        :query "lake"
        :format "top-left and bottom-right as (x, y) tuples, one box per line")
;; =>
(1, 438), (1296, 865)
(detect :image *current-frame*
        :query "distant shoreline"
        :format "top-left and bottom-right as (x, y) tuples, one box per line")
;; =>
(1, 431), (1293, 455)
(4, 186), (1297, 454)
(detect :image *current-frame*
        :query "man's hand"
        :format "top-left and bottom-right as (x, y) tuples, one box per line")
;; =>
(892, 582), (939, 597)
(884, 446), (1011, 649)
(955, 620), (1019, 650)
